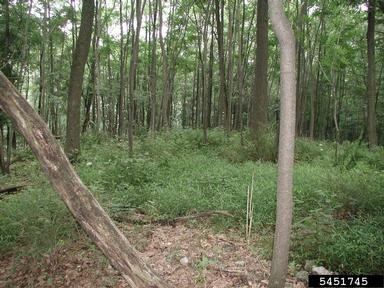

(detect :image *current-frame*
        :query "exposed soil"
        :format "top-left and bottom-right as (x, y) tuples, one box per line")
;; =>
(0, 223), (306, 288)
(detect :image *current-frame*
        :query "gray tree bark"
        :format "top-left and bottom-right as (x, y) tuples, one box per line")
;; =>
(268, 0), (296, 287)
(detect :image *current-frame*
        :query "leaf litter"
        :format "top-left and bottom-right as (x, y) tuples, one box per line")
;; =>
(0, 223), (306, 288)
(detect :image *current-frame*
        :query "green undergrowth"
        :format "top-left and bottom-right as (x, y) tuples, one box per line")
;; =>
(1, 129), (383, 274)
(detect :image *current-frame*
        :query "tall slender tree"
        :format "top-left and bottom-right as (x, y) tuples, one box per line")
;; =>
(268, 0), (296, 287)
(118, 0), (126, 137)
(215, 0), (228, 129)
(127, 0), (146, 154)
(149, 0), (158, 135)
(65, 0), (95, 160)
(367, 0), (378, 147)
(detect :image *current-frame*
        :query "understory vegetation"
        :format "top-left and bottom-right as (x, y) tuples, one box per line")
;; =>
(1, 130), (383, 274)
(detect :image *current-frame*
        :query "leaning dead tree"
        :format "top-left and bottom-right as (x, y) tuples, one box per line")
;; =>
(0, 71), (170, 288)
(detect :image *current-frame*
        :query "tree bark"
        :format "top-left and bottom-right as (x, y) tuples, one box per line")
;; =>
(268, 0), (296, 287)
(83, 0), (100, 133)
(250, 0), (269, 137)
(65, 0), (95, 160)
(128, 0), (146, 154)
(215, 0), (228, 129)
(226, 1), (235, 131)
(38, 1), (47, 120)
(118, 0), (126, 137)
(158, 0), (171, 129)
(149, 0), (158, 135)
(0, 71), (171, 288)
(367, 0), (378, 147)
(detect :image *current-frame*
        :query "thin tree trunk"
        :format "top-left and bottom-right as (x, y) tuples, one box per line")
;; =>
(215, 0), (228, 129)
(65, 0), (95, 160)
(158, 0), (171, 129)
(226, 1), (235, 131)
(118, 0), (126, 137)
(202, 6), (210, 144)
(38, 1), (48, 119)
(83, 0), (100, 133)
(268, 0), (296, 287)
(367, 0), (378, 147)
(207, 22), (214, 129)
(149, 0), (158, 135)
(127, 0), (146, 154)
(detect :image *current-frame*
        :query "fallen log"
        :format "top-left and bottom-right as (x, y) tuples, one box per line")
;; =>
(0, 71), (171, 287)
(0, 184), (25, 196)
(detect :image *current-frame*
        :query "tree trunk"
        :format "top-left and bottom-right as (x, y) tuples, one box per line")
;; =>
(202, 8), (210, 144)
(226, 1), (235, 131)
(149, 0), (158, 135)
(207, 21), (214, 129)
(38, 1), (47, 120)
(2, 0), (12, 81)
(128, 0), (146, 154)
(65, 0), (95, 160)
(118, 0), (126, 137)
(367, 0), (378, 147)
(268, 0), (296, 287)
(250, 0), (269, 137)
(0, 71), (171, 288)
(158, 0), (171, 129)
(83, 0), (100, 133)
(215, 0), (228, 129)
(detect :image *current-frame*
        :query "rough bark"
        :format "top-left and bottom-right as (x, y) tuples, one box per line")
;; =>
(0, 71), (171, 288)
(367, 0), (378, 147)
(250, 0), (269, 137)
(65, 0), (94, 160)
(268, 0), (296, 287)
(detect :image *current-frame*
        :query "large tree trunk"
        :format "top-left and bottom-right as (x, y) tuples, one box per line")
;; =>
(268, 0), (296, 287)
(367, 0), (378, 147)
(65, 0), (94, 160)
(250, 0), (269, 137)
(0, 71), (171, 288)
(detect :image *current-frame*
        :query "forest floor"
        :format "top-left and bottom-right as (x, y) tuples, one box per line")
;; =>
(0, 222), (305, 288)
(1, 130), (383, 287)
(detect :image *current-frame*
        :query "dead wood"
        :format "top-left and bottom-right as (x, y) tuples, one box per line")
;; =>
(0, 184), (25, 196)
(0, 71), (171, 288)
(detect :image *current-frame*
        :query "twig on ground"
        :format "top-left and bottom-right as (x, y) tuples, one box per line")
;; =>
(113, 210), (234, 226)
